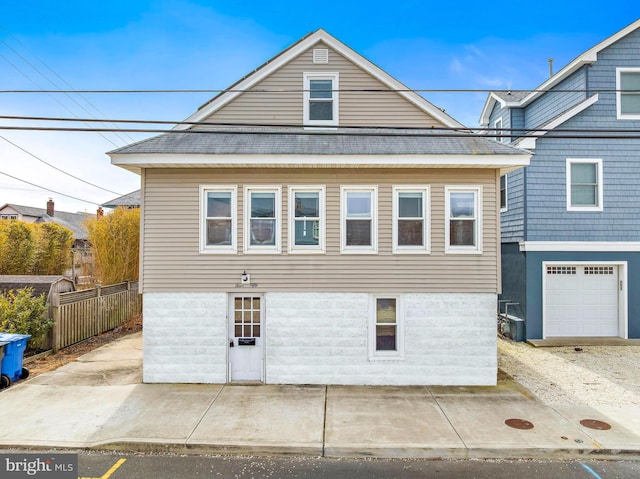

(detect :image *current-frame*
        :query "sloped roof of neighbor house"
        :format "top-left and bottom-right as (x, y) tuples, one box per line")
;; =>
(102, 190), (141, 209)
(0, 203), (93, 240)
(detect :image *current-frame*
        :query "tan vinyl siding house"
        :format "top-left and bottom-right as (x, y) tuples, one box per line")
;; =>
(110, 29), (530, 386)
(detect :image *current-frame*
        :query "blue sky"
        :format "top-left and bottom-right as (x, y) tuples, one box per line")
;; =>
(0, 1), (637, 213)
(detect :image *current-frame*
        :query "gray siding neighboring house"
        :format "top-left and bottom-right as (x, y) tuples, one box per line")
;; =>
(480, 19), (640, 340)
(0, 200), (93, 248)
(110, 29), (530, 386)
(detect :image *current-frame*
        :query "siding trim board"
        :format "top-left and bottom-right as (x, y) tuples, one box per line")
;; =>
(112, 153), (530, 173)
(520, 242), (640, 252)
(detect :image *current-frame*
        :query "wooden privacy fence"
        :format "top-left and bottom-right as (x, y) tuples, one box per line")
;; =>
(51, 281), (141, 352)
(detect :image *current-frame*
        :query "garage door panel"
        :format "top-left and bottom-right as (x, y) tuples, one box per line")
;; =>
(545, 264), (619, 338)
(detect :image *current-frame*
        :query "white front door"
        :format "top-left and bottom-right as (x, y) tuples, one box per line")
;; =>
(545, 264), (620, 337)
(229, 295), (264, 382)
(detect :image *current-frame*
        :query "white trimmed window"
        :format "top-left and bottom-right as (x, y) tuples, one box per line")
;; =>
(288, 186), (325, 254)
(493, 118), (505, 143)
(392, 186), (430, 254)
(566, 159), (603, 212)
(369, 296), (404, 360)
(445, 186), (482, 254)
(500, 175), (508, 212)
(341, 186), (377, 254)
(303, 72), (339, 126)
(200, 185), (237, 254)
(617, 68), (640, 119)
(244, 186), (282, 254)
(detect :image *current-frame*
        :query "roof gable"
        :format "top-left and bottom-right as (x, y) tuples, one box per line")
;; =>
(479, 19), (640, 126)
(177, 29), (464, 129)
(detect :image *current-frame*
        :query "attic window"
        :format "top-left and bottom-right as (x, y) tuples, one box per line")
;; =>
(313, 48), (329, 64)
(303, 72), (339, 126)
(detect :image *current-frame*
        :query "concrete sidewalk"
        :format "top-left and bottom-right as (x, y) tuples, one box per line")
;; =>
(1, 332), (639, 459)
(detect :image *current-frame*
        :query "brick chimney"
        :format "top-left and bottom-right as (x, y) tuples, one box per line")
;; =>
(46, 198), (54, 217)
(97, 207), (104, 218)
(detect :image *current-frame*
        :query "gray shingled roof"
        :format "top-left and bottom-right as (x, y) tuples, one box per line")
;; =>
(491, 91), (531, 103)
(4, 204), (92, 240)
(110, 128), (527, 156)
(102, 190), (141, 209)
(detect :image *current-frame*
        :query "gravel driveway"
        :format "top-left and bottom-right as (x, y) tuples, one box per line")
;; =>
(498, 337), (640, 407)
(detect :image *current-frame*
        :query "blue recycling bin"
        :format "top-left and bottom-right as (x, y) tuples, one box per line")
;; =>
(0, 333), (31, 388)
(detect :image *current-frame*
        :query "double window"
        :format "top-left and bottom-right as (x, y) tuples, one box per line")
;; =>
(566, 159), (603, 211)
(445, 186), (482, 254)
(244, 186), (282, 254)
(288, 186), (326, 253)
(617, 68), (640, 119)
(341, 186), (377, 254)
(393, 186), (430, 254)
(369, 296), (404, 360)
(303, 72), (339, 126)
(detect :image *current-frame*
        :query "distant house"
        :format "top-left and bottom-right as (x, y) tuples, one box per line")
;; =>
(479, 19), (640, 341)
(110, 29), (530, 386)
(0, 199), (93, 249)
(102, 190), (141, 209)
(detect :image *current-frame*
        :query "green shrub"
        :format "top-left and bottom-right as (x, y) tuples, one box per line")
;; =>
(0, 287), (51, 349)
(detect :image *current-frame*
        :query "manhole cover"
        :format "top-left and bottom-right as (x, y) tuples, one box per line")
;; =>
(505, 418), (534, 430)
(580, 419), (612, 430)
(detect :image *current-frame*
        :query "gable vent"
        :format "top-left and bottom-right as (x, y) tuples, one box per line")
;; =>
(313, 48), (329, 64)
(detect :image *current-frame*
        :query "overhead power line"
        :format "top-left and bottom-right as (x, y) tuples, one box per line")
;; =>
(0, 169), (101, 206)
(0, 135), (123, 195)
(0, 88), (638, 94)
(0, 116), (639, 139)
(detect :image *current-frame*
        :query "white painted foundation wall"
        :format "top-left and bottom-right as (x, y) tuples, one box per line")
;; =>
(142, 291), (497, 385)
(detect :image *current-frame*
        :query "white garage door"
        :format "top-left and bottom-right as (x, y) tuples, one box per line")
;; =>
(545, 264), (619, 337)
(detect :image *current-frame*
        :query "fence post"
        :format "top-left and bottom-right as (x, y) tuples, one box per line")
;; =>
(95, 285), (102, 336)
(51, 293), (60, 353)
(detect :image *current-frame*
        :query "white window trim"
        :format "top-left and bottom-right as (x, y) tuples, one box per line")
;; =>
(392, 185), (430, 254)
(616, 68), (640, 120)
(493, 118), (505, 143)
(340, 185), (378, 254)
(244, 185), (282, 254)
(566, 158), (603, 212)
(200, 185), (237, 254)
(368, 295), (404, 361)
(500, 175), (508, 213)
(445, 185), (483, 254)
(303, 72), (339, 127)
(288, 185), (326, 254)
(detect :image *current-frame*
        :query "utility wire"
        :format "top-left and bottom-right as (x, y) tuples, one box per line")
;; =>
(0, 169), (101, 206)
(0, 135), (123, 195)
(1, 125), (639, 139)
(2, 114), (640, 135)
(0, 88), (638, 93)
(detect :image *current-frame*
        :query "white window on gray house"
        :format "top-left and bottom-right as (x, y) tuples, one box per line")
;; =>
(566, 159), (603, 212)
(369, 296), (404, 360)
(500, 175), (508, 212)
(445, 186), (482, 254)
(303, 72), (339, 126)
(393, 186), (430, 254)
(200, 185), (237, 254)
(289, 186), (325, 253)
(244, 186), (282, 253)
(617, 68), (640, 119)
(493, 118), (503, 142)
(341, 186), (377, 253)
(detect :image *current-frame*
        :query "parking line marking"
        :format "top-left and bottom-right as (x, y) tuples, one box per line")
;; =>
(78, 458), (126, 479)
(581, 463), (603, 479)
